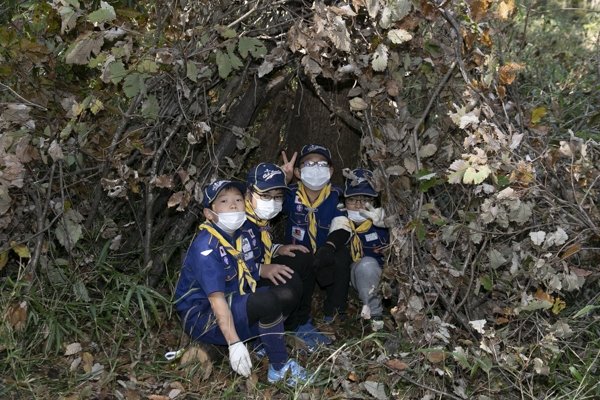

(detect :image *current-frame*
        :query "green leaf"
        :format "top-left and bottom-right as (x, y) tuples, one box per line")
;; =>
(238, 37), (267, 59)
(89, 99), (103, 115)
(123, 73), (148, 98)
(531, 107), (546, 124)
(73, 280), (91, 302)
(463, 165), (491, 185)
(215, 25), (237, 39)
(496, 174), (510, 188)
(186, 60), (198, 82)
(573, 304), (600, 318)
(569, 366), (583, 382)
(12, 244), (30, 258)
(417, 220), (425, 243)
(137, 58), (158, 73)
(109, 61), (126, 83)
(88, 1), (116, 24)
(419, 178), (437, 193)
(481, 276), (493, 291)
(216, 50), (232, 78)
(142, 95), (159, 120)
(227, 44), (243, 69)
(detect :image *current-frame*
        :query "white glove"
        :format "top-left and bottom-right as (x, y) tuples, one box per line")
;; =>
(228, 341), (252, 377)
(359, 203), (386, 228)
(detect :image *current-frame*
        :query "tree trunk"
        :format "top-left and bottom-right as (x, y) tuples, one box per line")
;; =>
(254, 90), (295, 163)
(285, 78), (362, 187)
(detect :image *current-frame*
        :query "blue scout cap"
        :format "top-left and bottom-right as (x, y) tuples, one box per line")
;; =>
(203, 179), (247, 208)
(344, 169), (377, 197)
(298, 144), (332, 165)
(247, 163), (287, 193)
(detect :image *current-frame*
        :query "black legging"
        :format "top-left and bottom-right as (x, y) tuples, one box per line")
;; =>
(271, 250), (314, 328)
(247, 271), (302, 328)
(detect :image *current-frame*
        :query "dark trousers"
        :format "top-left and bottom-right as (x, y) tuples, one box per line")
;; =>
(322, 246), (352, 316)
(271, 250), (315, 328)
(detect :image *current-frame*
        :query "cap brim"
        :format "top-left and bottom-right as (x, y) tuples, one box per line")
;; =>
(252, 184), (288, 192)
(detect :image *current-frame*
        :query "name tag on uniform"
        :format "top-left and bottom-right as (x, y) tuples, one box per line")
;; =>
(292, 226), (305, 241)
(242, 238), (252, 253)
(365, 232), (378, 242)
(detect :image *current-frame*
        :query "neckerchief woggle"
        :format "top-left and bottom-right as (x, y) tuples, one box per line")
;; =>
(244, 200), (274, 264)
(199, 222), (257, 295)
(349, 219), (373, 262)
(296, 182), (331, 253)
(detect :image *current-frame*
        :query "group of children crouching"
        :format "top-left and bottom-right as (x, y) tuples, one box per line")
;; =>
(175, 144), (389, 385)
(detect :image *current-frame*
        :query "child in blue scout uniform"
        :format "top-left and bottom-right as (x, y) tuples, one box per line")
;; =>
(342, 169), (389, 331)
(243, 162), (332, 349)
(282, 144), (353, 322)
(175, 180), (312, 384)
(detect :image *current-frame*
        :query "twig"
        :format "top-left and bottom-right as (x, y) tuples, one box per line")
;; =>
(144, 112), (186, 267)
(444, 242), (475, 323)
(412, 60), (457, 172)
(520, 0), (532, 50)
(227, 0), (259, 28)
(306, 72), (363, 133)
(84, 84), (149, 231)
(388, 371), (464, 400)
(455, 239), (487, 311)
(0, 82), (48, 111)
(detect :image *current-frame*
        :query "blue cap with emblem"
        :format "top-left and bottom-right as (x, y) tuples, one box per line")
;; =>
(344, 169), (377, 197)
(247, 163), (287, 193)
(298, 144), (332, 165)
(203, 179), (247, 208)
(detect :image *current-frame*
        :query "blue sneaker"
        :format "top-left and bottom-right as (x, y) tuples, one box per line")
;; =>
(324, 314), (345, 323)
(267, 360), (315, 386)
(250, 340), (266, 359)
(293, 321), (332, 348)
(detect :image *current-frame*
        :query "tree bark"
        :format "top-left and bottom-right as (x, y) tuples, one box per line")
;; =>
(285, 78), (362, 187)
(254, 90), (295, 163)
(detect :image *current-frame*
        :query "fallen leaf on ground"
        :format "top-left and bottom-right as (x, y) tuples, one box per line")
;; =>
(384, 359), (409, 371)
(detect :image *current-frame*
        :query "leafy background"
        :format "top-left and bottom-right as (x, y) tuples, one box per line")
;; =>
(1, 0), (599, 399)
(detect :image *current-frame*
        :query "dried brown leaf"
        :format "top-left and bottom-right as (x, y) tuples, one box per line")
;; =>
(384, 359), (409, 371)
(570, 266), (591, 277)
(561, 243), (581, 259)
(7, 301), (27, 331)
(427, 351), (447, 363)
(498, 62), (525, 84)
(534, 287), (554, 303)
(82, 352), (94, 373)
(167, 191), (184, 208)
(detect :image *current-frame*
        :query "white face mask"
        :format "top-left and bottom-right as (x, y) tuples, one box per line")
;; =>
(300, 165), (330, 191)
(347, 210), (367, 224)
(252, 194), (283, 221)
(210, 211), (246, 233)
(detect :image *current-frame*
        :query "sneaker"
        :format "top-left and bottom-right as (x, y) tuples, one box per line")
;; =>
(323, 314), (345, 323)
(267, 360), (315, 386)
(250, 340), (266, 359)
(371, 317), (384, 332)
(293, 321), (332, 347)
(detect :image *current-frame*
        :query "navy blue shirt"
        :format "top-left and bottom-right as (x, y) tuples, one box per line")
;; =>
(350, 221), (389, 265)
(175, 222), (261, 320)
(282, 183), (344, 251)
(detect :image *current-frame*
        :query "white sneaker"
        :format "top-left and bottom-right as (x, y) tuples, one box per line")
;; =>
(361, 305), (371, 320)
(371, 318), (384, 332)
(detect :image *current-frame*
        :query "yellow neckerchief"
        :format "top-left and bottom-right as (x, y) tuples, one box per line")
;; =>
(199, 222), (257, 295)
(296, 182), (331, 253)
(349, 219), (373, 262)
(244, 199), (274, 264)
